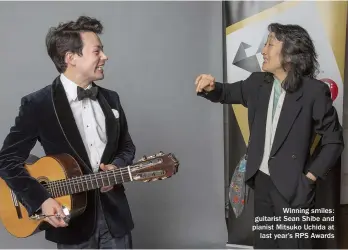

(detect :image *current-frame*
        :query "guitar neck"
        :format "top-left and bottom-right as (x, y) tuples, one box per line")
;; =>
(48, 166), (133, 198)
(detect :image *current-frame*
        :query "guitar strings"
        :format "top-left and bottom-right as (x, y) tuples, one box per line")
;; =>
(46, 168), (132, 189)
(50, 167), (132, 187)
(43, 168), (133, 197)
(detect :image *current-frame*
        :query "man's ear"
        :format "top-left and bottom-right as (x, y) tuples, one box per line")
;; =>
(65, 52), (76, 67)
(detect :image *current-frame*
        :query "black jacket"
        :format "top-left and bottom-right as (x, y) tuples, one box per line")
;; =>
(198, 72), (344, 206)
(0, 76), (135, 244)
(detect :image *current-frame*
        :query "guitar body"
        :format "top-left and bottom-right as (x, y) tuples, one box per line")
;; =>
(0, 154), (86, 238)
(0, 151), (179, 238)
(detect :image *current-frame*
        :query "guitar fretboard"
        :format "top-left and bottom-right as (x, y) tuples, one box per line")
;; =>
(47, 167), (133, 198)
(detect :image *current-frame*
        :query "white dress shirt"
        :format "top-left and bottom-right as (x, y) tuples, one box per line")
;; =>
(60, 74), (106, 172)
(258, 82), (286, 175)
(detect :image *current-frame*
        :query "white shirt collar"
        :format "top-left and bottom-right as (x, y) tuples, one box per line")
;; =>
(60, 73), (92, 102)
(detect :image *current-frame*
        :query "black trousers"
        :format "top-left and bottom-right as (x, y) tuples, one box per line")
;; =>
(253, 170), (314, 249)
(57, 198), (132, 249)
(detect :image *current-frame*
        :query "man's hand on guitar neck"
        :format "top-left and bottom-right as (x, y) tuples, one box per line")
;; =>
(41, 198), (68, 228)
(100, 163), (117, 193)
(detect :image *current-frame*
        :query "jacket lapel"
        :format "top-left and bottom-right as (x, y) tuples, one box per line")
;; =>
(51, 77), (92, 171)
(252, 81), (273, 154)
(270, 86), (303, 156)
(95, 87), (119, 165)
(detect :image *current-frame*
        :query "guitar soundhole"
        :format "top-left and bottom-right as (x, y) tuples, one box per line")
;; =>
(37, 177), (50, 193)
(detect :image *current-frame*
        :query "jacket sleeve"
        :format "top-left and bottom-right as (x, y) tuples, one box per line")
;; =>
(196, 72), (258, 107)
(307, 83), (344, 179)
(111, 97), (136, 168)
(0, 96), (51, 216)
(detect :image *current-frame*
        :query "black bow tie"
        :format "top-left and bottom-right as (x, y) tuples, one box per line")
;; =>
(77, 86), (98, 101)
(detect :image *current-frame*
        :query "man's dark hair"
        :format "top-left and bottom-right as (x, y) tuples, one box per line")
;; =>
(46, 16), (103, 73)
(265, 23), (319, 92)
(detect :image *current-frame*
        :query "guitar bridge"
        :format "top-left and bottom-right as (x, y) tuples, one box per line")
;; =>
(29, 205), (71, 224)
(29, 214), (46, 221)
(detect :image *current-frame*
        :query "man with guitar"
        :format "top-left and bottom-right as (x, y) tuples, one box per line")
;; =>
(0, 16), (136, 248)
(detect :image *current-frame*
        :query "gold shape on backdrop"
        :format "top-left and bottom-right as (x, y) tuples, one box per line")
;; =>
(316, 1), (348, 80)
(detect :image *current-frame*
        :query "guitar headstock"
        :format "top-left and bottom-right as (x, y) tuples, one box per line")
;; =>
(130, 152), (179, 182)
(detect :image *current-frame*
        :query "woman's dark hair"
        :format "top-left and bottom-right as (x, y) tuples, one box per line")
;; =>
(46, 16), (103, 73)
(264, 23), (319, 92)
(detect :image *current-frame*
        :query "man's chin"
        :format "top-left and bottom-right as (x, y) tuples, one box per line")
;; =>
(93, 75), (105, 81)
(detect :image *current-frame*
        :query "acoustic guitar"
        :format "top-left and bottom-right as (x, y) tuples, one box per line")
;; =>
(0, 152), (179, 238)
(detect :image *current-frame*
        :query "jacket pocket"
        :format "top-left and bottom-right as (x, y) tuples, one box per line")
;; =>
(290, 173), (316, 208)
